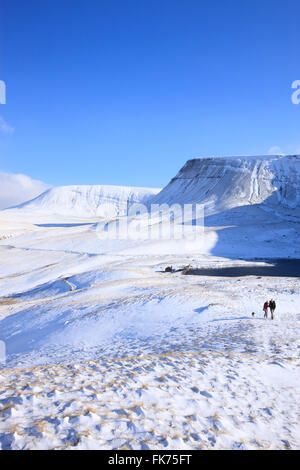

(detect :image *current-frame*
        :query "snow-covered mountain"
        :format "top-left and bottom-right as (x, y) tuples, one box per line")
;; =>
(1, 155), (299, 233)
(152, 155), (300, 216)
(3, 155), (299, 222)
(6, 185), (161, 219)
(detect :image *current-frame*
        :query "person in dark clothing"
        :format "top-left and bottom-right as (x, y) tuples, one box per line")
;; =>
(269, 299), (276, 320)
(263, 301), (269, 319)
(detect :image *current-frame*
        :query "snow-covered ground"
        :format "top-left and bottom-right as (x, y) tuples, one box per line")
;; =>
(0, 156), (299, 450)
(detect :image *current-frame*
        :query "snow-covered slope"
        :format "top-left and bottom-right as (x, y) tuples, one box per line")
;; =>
(0, 156), (300, 450)
(152, 155), (300, 216)
(5, 185), (161, 219)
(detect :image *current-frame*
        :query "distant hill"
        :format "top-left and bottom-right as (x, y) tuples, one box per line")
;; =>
(6, 185), (161, 218)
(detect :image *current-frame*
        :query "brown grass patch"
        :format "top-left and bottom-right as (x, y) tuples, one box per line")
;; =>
(0, 297), (17, 306)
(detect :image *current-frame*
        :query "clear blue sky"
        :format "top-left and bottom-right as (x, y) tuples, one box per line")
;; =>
(0, 0), (299, 188)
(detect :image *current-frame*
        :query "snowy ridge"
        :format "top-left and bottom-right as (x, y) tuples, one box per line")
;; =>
(3, 155), (299, 222)
(7, 185), (161, 218)
(152, 155), (300, 215)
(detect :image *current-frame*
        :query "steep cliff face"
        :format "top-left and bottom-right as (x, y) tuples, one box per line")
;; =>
(152, 155), (300, 215)
(269, 156), (300, 209)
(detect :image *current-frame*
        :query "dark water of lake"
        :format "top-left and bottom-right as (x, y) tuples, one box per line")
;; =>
(186, 259), (300, 278)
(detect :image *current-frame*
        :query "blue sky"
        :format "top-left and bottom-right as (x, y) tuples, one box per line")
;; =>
(0, 0), (299, 188)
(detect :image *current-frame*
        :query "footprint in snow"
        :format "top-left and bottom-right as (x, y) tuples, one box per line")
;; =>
(113, 408), (128, 416)
(190, 433), (201, 441)
(62, 428), (79, 446)
(0, 396), (23, 406)
(0, 433), (15, 451)
(200, 390), (213, 398)
(262, 407), (272, 416)
(131, 406), (145, 416)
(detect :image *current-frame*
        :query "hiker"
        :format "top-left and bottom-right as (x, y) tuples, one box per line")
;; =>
(263, 301), (269, 319)
(269, 299), (276, 320)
